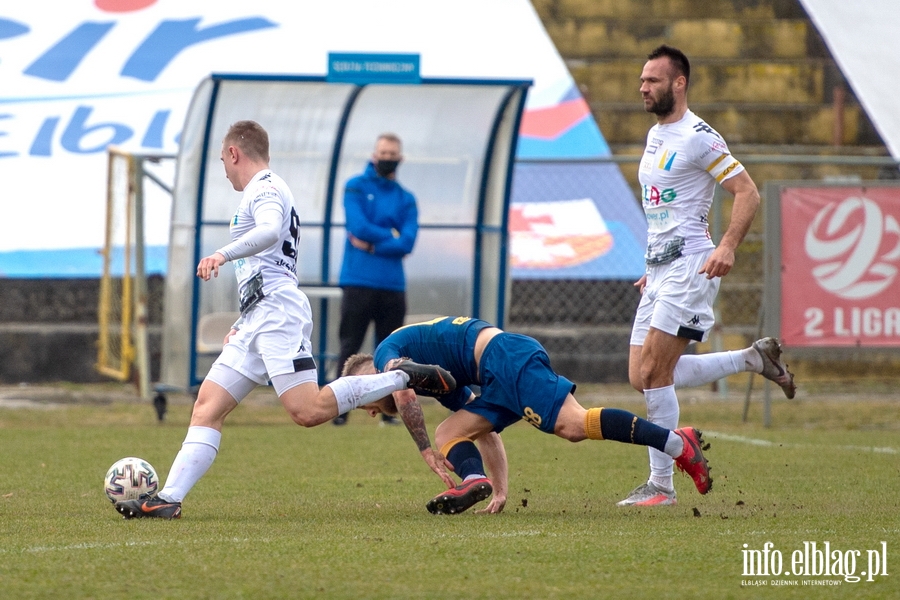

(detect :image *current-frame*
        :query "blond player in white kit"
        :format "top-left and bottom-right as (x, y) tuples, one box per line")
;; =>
(116, 121), (454, 519)
(621, 46), (796, 507)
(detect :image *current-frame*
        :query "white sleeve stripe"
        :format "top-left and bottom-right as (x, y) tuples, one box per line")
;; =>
(714, 160), (743, 183)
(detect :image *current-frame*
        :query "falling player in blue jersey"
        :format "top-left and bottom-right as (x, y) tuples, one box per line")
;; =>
(343, 316), (712, 515)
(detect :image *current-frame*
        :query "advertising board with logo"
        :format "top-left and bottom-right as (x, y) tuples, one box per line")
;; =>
(0, 0), (645, 280)
(779, 186), (900, 347)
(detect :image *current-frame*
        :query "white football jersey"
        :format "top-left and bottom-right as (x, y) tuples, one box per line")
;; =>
(638, 109), (743, 265)
(226, 169), (300, 312)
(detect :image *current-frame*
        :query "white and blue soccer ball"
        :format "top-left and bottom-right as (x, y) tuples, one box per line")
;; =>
(104, 457), (159, 504)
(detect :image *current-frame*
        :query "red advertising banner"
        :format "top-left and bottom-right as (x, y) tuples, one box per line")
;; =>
(780, 187), (900, 347)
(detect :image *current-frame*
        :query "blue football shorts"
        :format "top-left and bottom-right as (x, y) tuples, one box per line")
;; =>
(463, 332), (575, 434)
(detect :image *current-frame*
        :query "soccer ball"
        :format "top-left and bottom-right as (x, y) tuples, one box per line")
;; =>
(104, 457), (159, 504)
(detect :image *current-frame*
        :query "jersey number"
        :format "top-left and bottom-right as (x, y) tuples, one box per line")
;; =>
(281, 207), (300, 259)
(523, 407), (542, 429)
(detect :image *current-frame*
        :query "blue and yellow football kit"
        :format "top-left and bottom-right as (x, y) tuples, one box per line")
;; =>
(373, 316), (575, 433)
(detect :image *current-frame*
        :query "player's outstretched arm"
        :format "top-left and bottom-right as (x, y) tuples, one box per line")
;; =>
(474, 432), (508, 514)
(394, 388), (455, 488)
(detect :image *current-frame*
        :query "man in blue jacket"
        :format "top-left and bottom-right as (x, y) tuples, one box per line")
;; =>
(333, 133), (419, 426)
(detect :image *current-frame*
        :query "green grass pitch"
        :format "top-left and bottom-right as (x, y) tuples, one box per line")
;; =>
(1, 387), (898, 599)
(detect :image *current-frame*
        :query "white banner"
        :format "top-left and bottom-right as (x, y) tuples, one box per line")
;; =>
(1, 0), (579, 255)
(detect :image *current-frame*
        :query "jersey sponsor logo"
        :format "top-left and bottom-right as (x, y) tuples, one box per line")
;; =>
(642, 185), (677, 206)
(699, 142), (727, 160)
(274, 257), (296, 274)
(657, 150), (676, 171)
(645, 206), (673, 232)
(646, 136), (664, 155)
(645, 236), (685, 265)
(238, 270), (265, 313)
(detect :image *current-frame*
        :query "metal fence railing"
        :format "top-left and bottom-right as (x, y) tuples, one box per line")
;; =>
(112, 152), (898, 388)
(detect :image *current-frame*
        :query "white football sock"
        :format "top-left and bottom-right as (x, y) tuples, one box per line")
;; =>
(158, 426), (221, 503)
(663, 431), (684, 458)
(743, 346), (764, 373)
(327, 371), (408, 415)
(673, 350), (743, 388)
(645, 385), (679, 492)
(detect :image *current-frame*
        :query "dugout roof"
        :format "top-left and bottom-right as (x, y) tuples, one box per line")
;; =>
(161, 73), (530, 390)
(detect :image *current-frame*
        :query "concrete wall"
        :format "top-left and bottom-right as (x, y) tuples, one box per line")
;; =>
(533, 0), (883, 149)
(0, 277), (164, 384)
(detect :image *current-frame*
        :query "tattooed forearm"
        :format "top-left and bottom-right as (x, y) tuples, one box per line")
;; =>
(398, 401), (431, 452)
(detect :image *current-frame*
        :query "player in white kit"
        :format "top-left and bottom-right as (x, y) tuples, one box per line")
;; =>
(620, 46), (796, 507)
(116, 121), (455, 519)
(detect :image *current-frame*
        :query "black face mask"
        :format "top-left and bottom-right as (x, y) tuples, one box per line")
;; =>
(375, 159), (399, 177)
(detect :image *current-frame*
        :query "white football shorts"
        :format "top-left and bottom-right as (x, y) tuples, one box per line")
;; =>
(630, 249), (721, 346)
(211, 284), (318, 389)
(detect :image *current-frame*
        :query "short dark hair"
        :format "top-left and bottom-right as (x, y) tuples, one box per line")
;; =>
(648, 45), (690, 86)
(224, 120), (269, 163)
(342, 353), (374, 377)
(341, 353), (398, 415)
(376, 132), (402, 149)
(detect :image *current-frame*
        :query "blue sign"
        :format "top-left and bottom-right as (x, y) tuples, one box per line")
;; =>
(327, 52), (420, 84)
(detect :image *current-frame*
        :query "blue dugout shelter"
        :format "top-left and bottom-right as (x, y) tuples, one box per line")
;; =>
(160, 70), (531, 390)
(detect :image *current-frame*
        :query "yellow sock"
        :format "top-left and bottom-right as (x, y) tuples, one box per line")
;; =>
(440, 437), (473, 458)
(585, 407), (604, 440)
